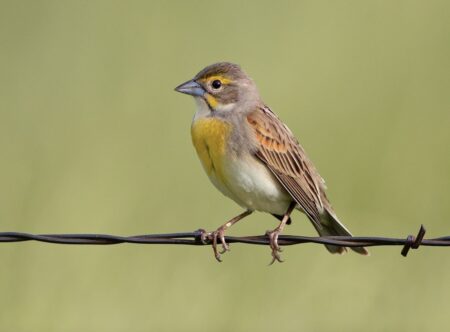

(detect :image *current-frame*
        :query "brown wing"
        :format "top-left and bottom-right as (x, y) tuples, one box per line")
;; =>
(247, 106), (327, 228)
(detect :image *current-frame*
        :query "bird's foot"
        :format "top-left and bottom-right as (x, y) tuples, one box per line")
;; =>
(211, 227), (229, 262)
(266, 228), (284, 265)
(201, 225), (230, 262)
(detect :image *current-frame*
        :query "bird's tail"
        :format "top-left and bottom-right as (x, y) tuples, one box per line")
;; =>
(312, 209), (369, 255)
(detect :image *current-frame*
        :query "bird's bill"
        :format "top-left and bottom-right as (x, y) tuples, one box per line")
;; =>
(174, 80), (205, 97)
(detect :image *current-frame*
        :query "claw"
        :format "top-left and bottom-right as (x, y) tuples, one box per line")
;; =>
(218, 231), (230, 254)
(204, 210), (253, 262)
(211, 227), (230, 262)
(266, 228), (284, 264)
(215, 252), (223, 262)
(219, 245), (229, 255)
(211, 230), (222, 262)
(269, 249), (284, 265)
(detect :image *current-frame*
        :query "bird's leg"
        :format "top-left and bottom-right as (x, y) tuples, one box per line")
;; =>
(266, 202), (296, 264)
(271, 213), (292, 225)
(211, 210), (253, 262)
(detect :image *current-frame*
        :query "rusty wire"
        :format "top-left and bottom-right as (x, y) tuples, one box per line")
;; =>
(1, 225), (449, 256)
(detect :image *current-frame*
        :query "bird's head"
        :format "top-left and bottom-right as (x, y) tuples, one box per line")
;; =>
(175, 62), (260, 114)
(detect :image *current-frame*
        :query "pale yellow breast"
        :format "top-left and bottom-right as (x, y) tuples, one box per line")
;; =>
(191, 118), (231, 184)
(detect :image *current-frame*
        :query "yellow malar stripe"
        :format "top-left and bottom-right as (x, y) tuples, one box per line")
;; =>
(204, 93), (218, 108)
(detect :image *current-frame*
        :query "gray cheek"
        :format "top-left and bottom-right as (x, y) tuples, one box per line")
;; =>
(216, 86), (239, 104)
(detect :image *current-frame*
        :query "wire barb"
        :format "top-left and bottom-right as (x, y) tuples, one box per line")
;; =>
(1, 225), (449, 256)
(401, 225), (426, 257)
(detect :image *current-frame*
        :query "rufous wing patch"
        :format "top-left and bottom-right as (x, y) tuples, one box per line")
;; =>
(247, 113), (288, 153)
(246, 107), (326, 228)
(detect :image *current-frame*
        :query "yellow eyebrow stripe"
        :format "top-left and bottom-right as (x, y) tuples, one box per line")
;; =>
(200, 75), (232, 85)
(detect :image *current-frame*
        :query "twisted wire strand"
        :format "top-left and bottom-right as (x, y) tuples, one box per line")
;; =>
(1, 225), (448, 256)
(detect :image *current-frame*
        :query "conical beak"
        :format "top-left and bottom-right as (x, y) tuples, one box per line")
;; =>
(174, 79), (205, 97)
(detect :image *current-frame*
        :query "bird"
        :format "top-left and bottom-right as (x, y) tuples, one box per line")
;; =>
(175, 62), (368, 263)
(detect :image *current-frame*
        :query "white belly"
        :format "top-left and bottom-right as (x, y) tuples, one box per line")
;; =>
(214, 154), (292, 215)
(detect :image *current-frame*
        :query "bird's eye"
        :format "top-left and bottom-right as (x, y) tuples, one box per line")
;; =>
(211, 80), (222, 89)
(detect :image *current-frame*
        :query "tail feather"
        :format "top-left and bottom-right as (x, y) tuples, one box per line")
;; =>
(312, 209), (369, 255)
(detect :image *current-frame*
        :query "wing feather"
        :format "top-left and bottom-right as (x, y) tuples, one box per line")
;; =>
(247, 106), (327, 227)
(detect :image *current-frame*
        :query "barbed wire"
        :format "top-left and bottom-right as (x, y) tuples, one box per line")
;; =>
(1, 225), (449, 256)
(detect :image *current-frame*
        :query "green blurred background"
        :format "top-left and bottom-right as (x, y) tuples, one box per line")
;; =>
(1, 1), (449, 331)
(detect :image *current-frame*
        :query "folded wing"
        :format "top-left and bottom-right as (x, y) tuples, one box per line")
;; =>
(247, 106), (327, 228)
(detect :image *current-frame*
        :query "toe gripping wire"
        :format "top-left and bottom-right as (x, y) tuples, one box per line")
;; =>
(401, 225), (426, 257)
